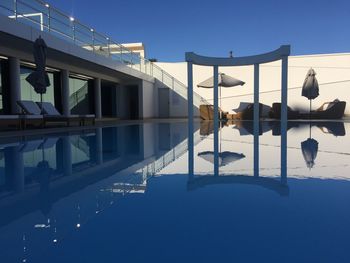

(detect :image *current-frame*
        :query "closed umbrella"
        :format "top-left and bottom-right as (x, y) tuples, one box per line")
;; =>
(198, 151), (245, 167)
(301, 68), (319, 114)
(301, 138), (319, 169)
(26, 36), (50, 114)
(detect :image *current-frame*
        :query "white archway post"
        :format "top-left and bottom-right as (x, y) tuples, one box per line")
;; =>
(186, 45), (290, 179)
(213, 65), (219, 176)
(253, 63), (260, 177)
(187, 61), (194, 178)
(281, 56), (288, 182)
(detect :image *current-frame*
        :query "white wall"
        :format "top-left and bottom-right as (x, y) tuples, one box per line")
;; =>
(154, 80), (199, 118)
(156, 53), (350, 116)
(141, 80), (159, 119)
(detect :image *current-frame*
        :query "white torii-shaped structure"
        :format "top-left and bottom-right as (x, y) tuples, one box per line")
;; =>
(186, 45), (290, 178)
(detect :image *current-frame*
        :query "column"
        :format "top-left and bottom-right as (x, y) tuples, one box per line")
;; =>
(62, 136), (72, 176)
(94, 78), (102, 119)
(281, 56), (288, 183)
(9, 57), (21, 114)
(61, 69), (70, 116)
(213, 65), (219, 177)
(4, 146), (24, 192)
(95, 128), (103, 165)
(254, 64), (260, 177)
(187, 62), (194, 178)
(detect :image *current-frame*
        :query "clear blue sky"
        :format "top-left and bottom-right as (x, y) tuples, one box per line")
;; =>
(50, 0), (349, 62)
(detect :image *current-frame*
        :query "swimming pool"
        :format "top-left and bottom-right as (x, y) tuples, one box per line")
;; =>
(0, 120), (349, 262)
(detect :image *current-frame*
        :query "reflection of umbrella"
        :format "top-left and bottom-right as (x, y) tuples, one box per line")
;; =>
(197, 73), (245, 119)
(301, 138), (319, 169)
(301, 68), (319, 113)
(198, 151), (245, 167)
(26, 36), (50, 113)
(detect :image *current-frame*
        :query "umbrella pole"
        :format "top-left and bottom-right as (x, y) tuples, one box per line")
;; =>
(41, 94), (43, 115)
(309, 99), (312, 120)
(219, 85), (222, 120)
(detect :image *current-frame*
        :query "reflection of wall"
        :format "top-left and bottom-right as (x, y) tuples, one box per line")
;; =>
(69, 77), (92, 114)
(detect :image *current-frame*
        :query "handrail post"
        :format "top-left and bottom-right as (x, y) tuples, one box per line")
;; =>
(92, 29), (95, 53)
(72, 20), (76, 43)
(14, 0), (17, 19)
(47, 5), (51, 32)
(107, 38), (111, 57)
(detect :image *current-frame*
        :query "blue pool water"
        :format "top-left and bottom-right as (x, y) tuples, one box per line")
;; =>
(0, 121), (350, 262)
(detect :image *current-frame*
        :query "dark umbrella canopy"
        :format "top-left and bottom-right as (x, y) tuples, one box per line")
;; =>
(26, 37), (50, 95)
(198, 151), (245, 167)
(197, 73), (245, 88)
(301, 138), (319, 169)
(301, 68), (319, 100)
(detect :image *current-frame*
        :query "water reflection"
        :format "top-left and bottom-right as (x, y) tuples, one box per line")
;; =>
(0, 120), (349, 262)
(193, 120), (349, 191)
(0, 122), (194, 262)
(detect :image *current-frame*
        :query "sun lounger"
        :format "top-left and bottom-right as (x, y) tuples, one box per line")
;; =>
(17, 100), (80, 127)
(229, 102), (266, 120)
(298, 99), (346, 120)
(19, 139), (43, 152)
(40, 137), (59, 149)
(200, 105), (228, 120)
(37, 102), (95, 126)
(268, 103), (300, 120)
(0, 115), (22, 129)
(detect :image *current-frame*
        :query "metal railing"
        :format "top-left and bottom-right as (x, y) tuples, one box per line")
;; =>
(139, 131), (203, 179)
(0, 0), (209, 107)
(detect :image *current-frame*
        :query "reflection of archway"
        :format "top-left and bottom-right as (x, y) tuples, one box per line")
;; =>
(186, 46), (290, 178)
(187, 175), (289, 196)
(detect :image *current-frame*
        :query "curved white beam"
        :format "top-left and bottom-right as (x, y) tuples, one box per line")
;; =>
(185, 45), (290, 66)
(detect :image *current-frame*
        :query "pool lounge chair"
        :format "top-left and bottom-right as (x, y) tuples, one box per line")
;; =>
(269, 103), (300, 120)
(37, 102), (95, 126)
(298, 99), (346, 120)
(200, 105), (228, 120)
(228, 102), (268, 120)
(17, 100), (80, 127)
(0, 115), (22, 129)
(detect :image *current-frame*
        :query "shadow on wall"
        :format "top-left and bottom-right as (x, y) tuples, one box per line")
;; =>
(156, 79), (199, 118)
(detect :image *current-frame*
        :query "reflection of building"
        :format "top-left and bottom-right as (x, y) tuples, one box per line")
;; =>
(0, 122), (200, 262)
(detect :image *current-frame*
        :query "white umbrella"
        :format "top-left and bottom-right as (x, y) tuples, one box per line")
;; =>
(197, 73), (245, 88)
(197, 73), (245, 119)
